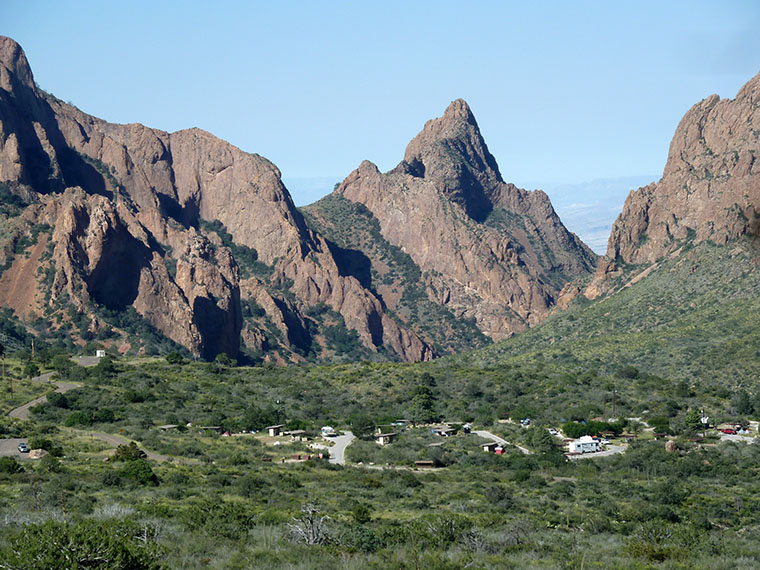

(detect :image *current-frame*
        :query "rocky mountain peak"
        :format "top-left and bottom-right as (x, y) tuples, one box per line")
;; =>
(330, 100), (597, 344)
(607, 69), (760, 265)
(0, 36), (434, 363)
(0, 36), (34, 91)
(397, 99), (503, 220)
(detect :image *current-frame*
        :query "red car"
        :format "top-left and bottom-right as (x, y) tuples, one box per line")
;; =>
(720, 429), (737, 435)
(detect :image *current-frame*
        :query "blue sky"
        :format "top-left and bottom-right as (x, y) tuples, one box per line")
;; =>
(4, 1), (760, 209)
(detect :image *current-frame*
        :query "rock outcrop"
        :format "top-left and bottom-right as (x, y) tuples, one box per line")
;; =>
(0, 36), (430, 361)
(329, 99), (597, 341)
(608, 72), (760, 265)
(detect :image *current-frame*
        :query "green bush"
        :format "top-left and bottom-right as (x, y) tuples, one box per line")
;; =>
(119, 459), (158, 486)
(112, 441), (147, 461)
(0, 518), (164, 569)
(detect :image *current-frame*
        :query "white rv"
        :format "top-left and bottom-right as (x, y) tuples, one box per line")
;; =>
(570, 435), (601, 454)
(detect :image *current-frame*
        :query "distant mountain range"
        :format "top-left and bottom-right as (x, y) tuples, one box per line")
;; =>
(0, 35), (758, 364)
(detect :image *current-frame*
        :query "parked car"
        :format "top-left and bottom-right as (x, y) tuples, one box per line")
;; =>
(720, 429), (737, 435)
(548, 428), (558, 436)
(17, 443), (29, 453)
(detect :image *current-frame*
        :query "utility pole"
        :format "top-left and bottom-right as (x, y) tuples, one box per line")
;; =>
(0, 342), (6, 395)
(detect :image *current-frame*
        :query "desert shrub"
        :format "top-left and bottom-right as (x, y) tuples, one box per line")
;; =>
(119, 459), (158, 486)
(0, 518), (164, 570)
(112, 441), (147, 461)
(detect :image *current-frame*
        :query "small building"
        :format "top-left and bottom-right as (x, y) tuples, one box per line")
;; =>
(462, 423), (472, 434)
(288, 430), (307, 441)
(374, 432), (397, 446)
(431, 425), (456, 437)
(321, 426), (336, 437)
(621, 433), (637, 443)
(482, 442), (499, 453)
(158, 424), (178, 431)
(267, 424), (286, 437)
(95, 349), (106, 358)
(415, 460), (435, 468)
(569, 435), (601, 454)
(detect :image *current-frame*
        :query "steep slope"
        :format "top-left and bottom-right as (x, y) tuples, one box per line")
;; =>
(608, 71), (760, 265)
(0, 36), (430, 362)
(306, 100), (597, 347)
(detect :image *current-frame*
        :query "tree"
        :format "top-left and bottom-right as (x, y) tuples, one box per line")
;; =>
(530, 428), (557, 455)
(287, 503), (330, 545)
(119, 459), (158, 486)
(0, 341), (5, 393)
(352, 502), (373, 524)
(349, 413), (375, 440)
(165, 351), (184, 365)
(409, 385), (436, 424)
(24, 362), (40, 379)
(112, 441), (147, 461)
(731, 390), (754, 416)
(683, 410), (704, 435)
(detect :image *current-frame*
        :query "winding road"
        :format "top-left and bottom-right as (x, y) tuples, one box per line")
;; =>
(8, 372), (77, 420)
(4, 360), (197, 463)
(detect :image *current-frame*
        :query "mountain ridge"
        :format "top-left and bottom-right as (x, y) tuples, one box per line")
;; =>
(315, 98), (597, 344)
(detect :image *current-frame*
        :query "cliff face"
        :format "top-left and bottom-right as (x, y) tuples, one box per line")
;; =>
(0, 36), (431, 361)
(608, 72), (760, 265)
(322, 99), (597, 342)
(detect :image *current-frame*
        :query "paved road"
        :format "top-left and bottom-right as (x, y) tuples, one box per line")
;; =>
(74, 356), (102, 367)
(567, 444), (626, 460)
(4, 360), (197, 464)
(474, 430), (532, 455)
(7, 372), (77, 420)
(328, 431), (355, 465)
(719, 433), (756, 444)
(84, 431), (198, 463)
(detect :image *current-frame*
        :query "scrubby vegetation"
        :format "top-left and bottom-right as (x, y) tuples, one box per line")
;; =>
(0, 240), (759, 567)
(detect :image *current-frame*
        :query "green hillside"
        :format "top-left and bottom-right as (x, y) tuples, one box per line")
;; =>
(471, 239), (760, 386)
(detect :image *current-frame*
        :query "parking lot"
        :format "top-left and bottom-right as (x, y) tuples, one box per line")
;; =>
(0, 438), (29, 458)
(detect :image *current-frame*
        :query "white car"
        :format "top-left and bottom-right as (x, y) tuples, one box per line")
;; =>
(548, 429), (558, 436)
